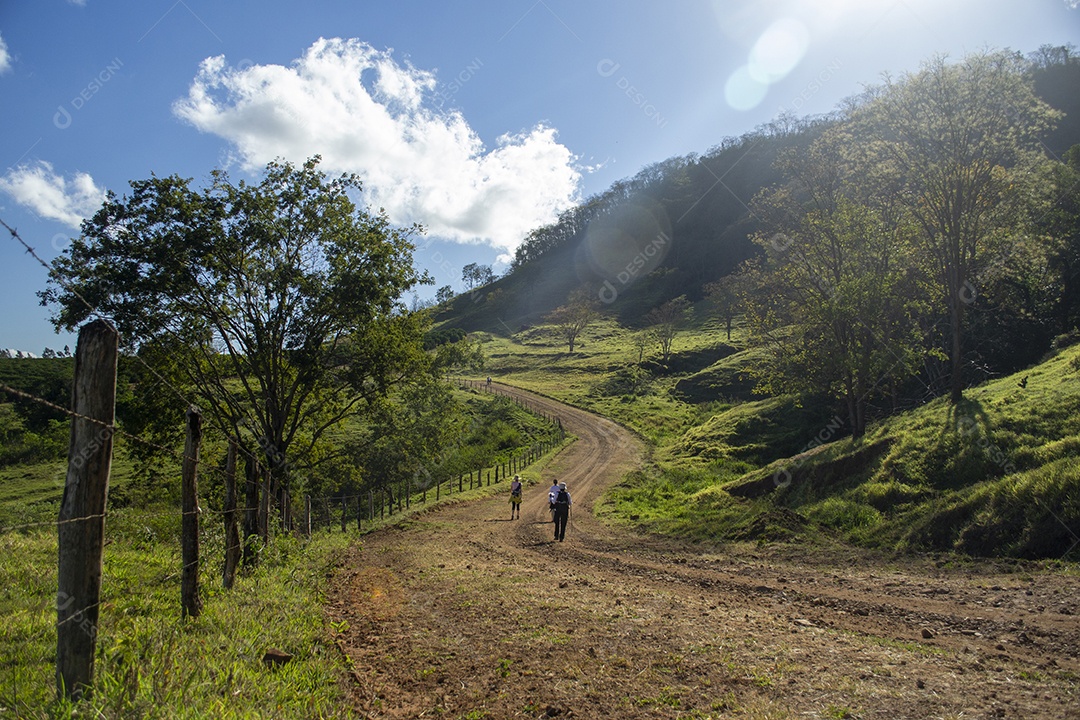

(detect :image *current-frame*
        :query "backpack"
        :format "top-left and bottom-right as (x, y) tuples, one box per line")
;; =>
(554, 489), (570, 507)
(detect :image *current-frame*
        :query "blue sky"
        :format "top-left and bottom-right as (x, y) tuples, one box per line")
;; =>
(1, 0), (1077, 353)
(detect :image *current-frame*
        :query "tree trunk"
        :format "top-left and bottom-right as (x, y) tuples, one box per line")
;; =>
(950, 299), (965, 404)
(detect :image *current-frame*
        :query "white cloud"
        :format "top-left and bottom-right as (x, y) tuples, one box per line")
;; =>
(0, 161), (106, 229)
(0, 34), (12, 74)
(173, 37), (581, 256)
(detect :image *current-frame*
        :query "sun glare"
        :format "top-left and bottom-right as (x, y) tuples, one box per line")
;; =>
(725, 14), (809, 111)
(749, 17), (809, 83)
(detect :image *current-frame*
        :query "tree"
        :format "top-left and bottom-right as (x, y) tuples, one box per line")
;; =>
(851, 50), (1060, 403)
(630, 330), (650, 365)
(1044, 145), (1080, 333)
(703, 271), (748, 341)
(41, 157), (429, 493)
(435, 285), (455, 304)
(359, 376), (467, 502)
(545, 288), (599, 353)
(1027, 43), (1075, 69)
(745, 128), (928, 437)
(646, 295), (691, 362)
(431, 334), (485, 376)
(462, 262), (494, 289)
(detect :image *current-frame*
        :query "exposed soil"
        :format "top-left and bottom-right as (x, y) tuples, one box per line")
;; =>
(328, 383), (1080, 719)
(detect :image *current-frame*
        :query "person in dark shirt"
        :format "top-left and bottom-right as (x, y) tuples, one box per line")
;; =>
(509, 474), (523, 519)
(552, 482), (571, 542)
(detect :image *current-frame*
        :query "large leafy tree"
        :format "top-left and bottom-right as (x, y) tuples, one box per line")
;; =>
(1044, 145), (1080, 333)
(359, 377), (467, 501)
(851, 50), (1060, 403)
(42, 157), (429, 491)
(746, 129), (928, 437)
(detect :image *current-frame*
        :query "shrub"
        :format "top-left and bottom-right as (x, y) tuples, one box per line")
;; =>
(806, 497), (881, 532)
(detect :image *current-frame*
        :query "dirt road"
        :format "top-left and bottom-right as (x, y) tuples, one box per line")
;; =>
(329, 383), (1080, 719)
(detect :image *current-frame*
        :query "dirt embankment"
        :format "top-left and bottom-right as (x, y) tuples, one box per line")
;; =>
(329, 384), (1080, 719)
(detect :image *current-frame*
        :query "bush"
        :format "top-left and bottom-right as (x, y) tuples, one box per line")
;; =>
(0, 407), (68, 467)
(856, 480), (930, 511)
(806, 497), (881, 532)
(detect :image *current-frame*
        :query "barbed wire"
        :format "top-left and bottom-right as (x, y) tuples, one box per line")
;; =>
(1, 216), (204, 415)
(0, 218), (566, 691)
(0, 377), (563, 535)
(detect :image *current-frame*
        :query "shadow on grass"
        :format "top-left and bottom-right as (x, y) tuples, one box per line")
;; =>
(946, 397), (991, 437)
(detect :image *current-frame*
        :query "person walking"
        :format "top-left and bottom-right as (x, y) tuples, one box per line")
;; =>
(509, 474), (523, 519)
(552, 482), (571, 542)
(547, 479), (561, 520)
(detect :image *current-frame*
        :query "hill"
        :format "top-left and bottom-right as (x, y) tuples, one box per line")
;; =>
(427, 47), (1080, 559)
(434, 49), (1080, 340)
(660, 333), (1080, 558)
(432, 120), (817, 331)
(466, 311), (1079, 560)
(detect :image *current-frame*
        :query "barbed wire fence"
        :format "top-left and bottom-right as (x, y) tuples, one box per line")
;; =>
(0, 218), (568, 708)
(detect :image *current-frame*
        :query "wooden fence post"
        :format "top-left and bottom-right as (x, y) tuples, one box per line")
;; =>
(222, 439), (240, 589)
(304, 495), (312, 538)
(258, 464), (270, 545)
(242, 454), (260, 567)
(279, 486), (289, 532)
(56, 319), (118, 701)
(181, 406), (203, 619)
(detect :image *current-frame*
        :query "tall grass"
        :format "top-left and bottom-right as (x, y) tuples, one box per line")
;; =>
(1, 507), (356, 719)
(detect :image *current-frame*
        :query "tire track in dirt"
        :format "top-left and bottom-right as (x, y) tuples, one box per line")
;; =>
(329, 382), (1080, 719)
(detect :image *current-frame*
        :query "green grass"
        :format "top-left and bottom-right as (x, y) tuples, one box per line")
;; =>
(0, 390), (573, 719)
(0, 457), (149, 532)
(1, 508), (356, 719)
(478, 314), (751, 443)
(462, 311), (1080, 560)
(659, 345), (1080, 557)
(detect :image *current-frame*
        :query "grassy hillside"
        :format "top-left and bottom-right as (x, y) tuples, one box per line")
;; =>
(472, 312), (1080, 560)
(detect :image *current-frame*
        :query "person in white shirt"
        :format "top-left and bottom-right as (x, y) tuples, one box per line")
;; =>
(547, 480), (561, 516)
